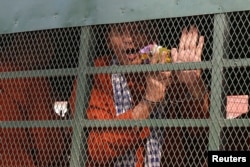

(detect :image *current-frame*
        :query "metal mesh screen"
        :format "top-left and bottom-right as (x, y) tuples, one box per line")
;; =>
(0, 11), (249, 167)
(0, 28), (78, 167)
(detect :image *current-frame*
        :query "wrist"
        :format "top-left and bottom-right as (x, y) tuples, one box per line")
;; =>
(143, 96), (161, 106)
(144, 92), (165, 103)
(173, 70), (201, 84)
(132, 98), (157, 119)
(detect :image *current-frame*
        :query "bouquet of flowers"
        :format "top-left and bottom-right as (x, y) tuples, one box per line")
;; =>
(139, 44), (171, 64)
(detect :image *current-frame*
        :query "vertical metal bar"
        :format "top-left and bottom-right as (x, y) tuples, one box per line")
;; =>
(208, 14), (227, 150)
(69, 26), (91, 167)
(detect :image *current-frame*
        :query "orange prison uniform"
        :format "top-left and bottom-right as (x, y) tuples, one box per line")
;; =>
(69, 56), (150, 166)
(0, 66), (66, 167)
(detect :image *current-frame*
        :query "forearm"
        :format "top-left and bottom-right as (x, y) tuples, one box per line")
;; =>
(112, 99), (155, 120)
(132, 99), (156, 119)
(186, 74), (207, 99)
(174, 70), (207, 99)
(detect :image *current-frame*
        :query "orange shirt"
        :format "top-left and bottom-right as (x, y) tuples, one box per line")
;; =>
(0, 66), (67, 167)
(70, 56), (150, 166)
(0, 77), (47, 167)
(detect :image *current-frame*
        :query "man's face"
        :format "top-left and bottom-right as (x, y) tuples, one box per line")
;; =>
(107, 23), (149, 65)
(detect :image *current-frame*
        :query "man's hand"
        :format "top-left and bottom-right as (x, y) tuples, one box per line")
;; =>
(171, 26), (204, 83)
(145, 75), (168, 102)
(145, 43), (172, 102)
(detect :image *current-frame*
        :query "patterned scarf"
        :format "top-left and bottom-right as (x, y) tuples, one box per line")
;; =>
(112, 73), (132, 115)
(111, 57), (161, 167)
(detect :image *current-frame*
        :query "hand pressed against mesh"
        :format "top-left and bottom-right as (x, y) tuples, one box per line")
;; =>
(171, 26), (204, 83)
(171, 26), (204, 63)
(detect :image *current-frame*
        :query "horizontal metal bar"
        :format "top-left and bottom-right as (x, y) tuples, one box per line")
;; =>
(0, 68), (78, 79)
(223, 119), (250, 127)
(222, 58), (250, 68)
(83, 119), (250, 128)
(86, 58), (250, 75)
(1, 58), (249, 79)
(83, 119), (210, 128)
(86, 61), (213, 74)
(1, 118), (249, 128)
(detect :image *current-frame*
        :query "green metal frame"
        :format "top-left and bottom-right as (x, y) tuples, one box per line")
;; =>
(1, 0), (250, 34)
